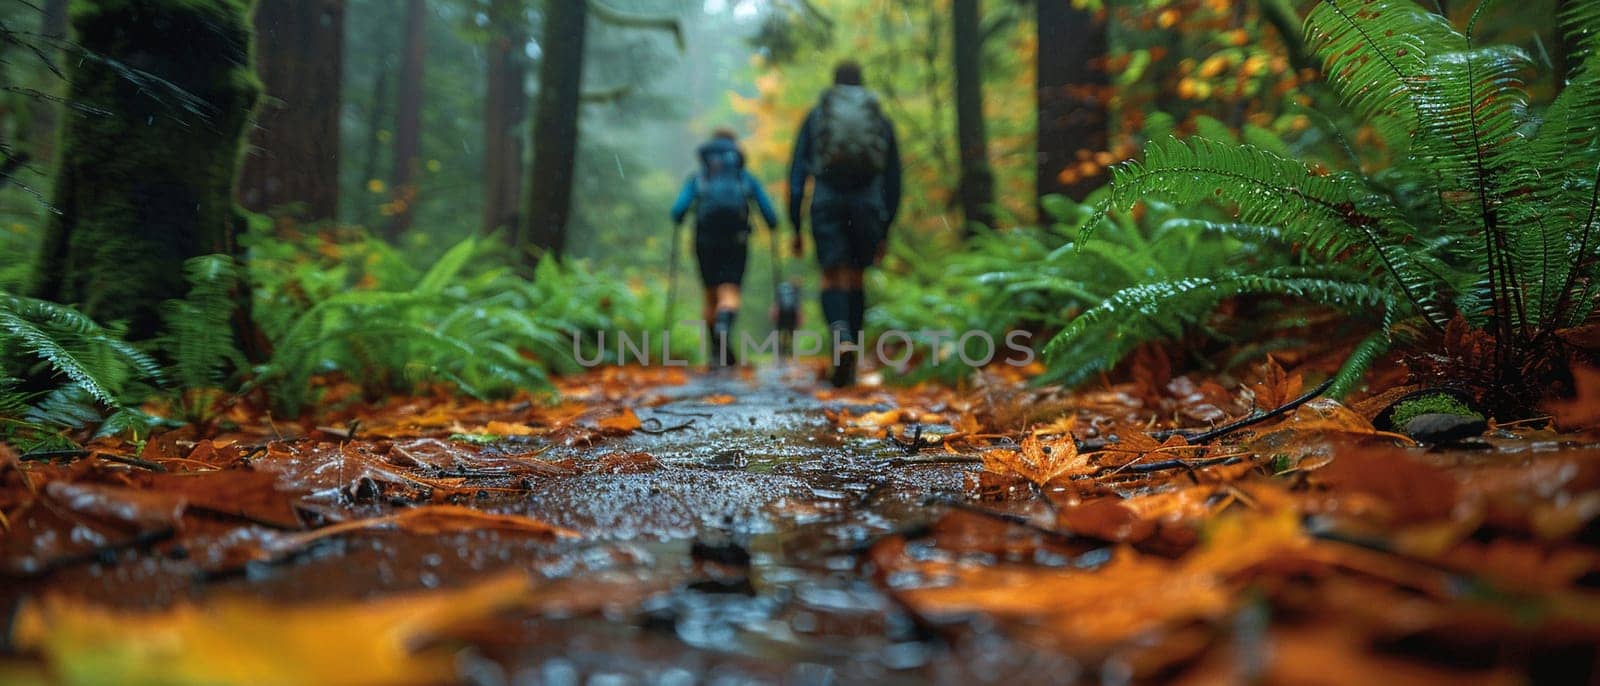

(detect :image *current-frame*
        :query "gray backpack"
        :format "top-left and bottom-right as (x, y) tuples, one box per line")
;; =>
(813, 86), (888, 181)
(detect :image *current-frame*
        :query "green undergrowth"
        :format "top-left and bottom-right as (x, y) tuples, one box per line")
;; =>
(869, 192), (1352, 387)
(1075, 0), (1600, 410)
(2, 222), (659, 448)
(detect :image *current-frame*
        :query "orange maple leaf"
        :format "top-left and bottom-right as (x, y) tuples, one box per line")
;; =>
(1251, 355), (1304, 409)
(982, 434), (1091, 487)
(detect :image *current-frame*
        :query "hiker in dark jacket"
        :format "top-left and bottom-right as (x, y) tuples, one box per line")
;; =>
(787, 61), (903, 387)
(671, 129), (781, 366)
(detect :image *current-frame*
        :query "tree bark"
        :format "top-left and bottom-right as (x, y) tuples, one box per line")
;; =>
(357, 29), (393, 227)
(522, 0), (587, 259)
(28, 0), (70, 166)
(1036, 0), (1108, 206)
(953, 0), (994, 235)
(32, 0), (261, 343)
(483, 0), (527, 237)
(385, 0), (427, 240)
(238, 0), (345, 222)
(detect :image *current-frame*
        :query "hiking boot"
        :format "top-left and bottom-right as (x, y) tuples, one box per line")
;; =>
(713, 311), (738, 368)
(829, 349), (856, 388)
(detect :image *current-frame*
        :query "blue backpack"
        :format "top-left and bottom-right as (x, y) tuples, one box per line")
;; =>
(694, 149), (749, 226)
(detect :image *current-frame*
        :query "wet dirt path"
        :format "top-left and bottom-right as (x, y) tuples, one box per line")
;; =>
(6, 368), (1047, 684)
(11, 365), (1600, 683)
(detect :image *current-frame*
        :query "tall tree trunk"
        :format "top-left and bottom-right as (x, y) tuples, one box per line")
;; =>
(483, 0), (527, 237)
(953, 0), (994, 235)
(1036, 0), (1108, 207)
(29, 0), (70, 166)
(386, 0), (427, 240)
(358, 30), (393, 227)
(33, 0), (261, 343)
(522, 0), (587, 259)
(238, 0), (345, 222)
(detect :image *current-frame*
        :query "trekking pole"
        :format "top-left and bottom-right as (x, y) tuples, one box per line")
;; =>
(665, 221), (682, 329)
(769, 229), (781, 367)
(769, 229), (782, 311)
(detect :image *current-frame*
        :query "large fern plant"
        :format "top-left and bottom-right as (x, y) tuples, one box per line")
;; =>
(0, 294), (164, 450)
(252, 234), (651, 416)
(872, 193), (1323, 385)
(1053, 0), (1600, 407)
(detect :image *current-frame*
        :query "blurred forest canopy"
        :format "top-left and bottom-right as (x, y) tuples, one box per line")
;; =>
(5, 0), (1570, 266)
(7, 0), (1144, 272)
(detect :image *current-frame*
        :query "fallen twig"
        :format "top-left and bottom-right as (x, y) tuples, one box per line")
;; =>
(19, 448), (90, 462)
(1078, 378), (1335, 451)
(639, 417), (696, 434)
(95, 453), (168, 472)
(1184, 378), (1334, 443)
(1116, 454), (1243, 474)
(19, 449), (166, 472)
(648, 408), (715, 419)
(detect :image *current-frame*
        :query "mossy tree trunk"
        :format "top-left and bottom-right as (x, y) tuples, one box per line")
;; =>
(32, 0), (262, 345)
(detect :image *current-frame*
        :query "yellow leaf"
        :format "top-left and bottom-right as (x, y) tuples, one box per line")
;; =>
(596, 407), (642, 432)
(12, 572), (532, 686)
(851, 409), (904, 429)
(483, 420), (539, 437)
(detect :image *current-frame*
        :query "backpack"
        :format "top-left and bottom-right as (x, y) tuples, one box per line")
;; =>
(694, 148), (748, 226)
(813, 86), (888, 181)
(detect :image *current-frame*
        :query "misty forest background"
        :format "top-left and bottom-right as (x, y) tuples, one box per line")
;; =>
(4, 0), (1107, 346)
(0, 0), (1588, 418)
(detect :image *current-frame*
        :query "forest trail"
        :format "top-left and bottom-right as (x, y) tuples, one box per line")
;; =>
(7, 362), (1600, 684)
(3, 366), (1024, 683)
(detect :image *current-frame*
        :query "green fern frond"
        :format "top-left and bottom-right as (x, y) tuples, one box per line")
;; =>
(1043, 269), (1397, 386)
(1304, 0), (1463, 150)
(159, 255), (246, 391)
(1413, 46), (1532, 226)
(1327, 328), (1393, 397)
(0, 295), (152, 407)
(1156, 219), (1288, 246)
(0, 376), (30, 418)
(1559, 0), (1600, 75)
(1103, 136), (1452, 327)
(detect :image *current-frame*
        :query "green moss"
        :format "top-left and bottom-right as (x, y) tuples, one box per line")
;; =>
(34, 0), (261, 341)
(1269, 453), (1294, 474)
(1390, 393), (1483, 429)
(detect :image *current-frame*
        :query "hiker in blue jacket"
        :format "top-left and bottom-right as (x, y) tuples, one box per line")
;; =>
(788, 61), (903, 387)
(671, 129), (781, 366)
